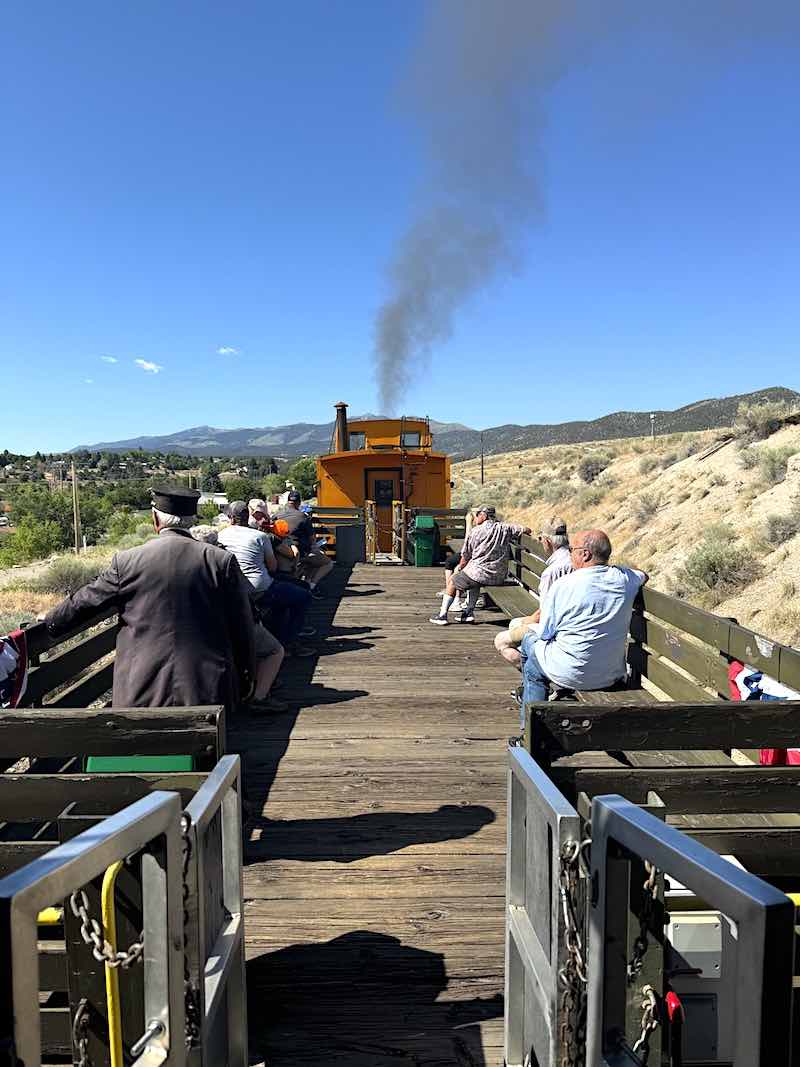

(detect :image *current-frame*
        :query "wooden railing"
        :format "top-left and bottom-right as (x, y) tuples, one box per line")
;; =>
(310, 506), (365, 560)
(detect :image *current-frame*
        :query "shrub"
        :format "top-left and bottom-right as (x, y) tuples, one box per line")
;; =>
(632, 493), (659, 524)
(104, 509), (140, 542)
(0, 519), (62, 567)
(197, 500), (220, 523)
(541, 480), (573, 504)
(708, 472), (728, 487)
(734, 399), (797, 441)
(577, 454), (610, 484)
(758, 446), (796, 486)
(704, 522), (736, 544)
(675, 490), (691, 504)
(575, 486), (605, 510)
(679, 538), (761, 597)
(738, 447), (760, 470)
(660, 451), (678, 468)
(764, 511), (800, 545)
(135, 522), (155, 539)
(638, 456), (658, 475)
(31, 557), (103, 595)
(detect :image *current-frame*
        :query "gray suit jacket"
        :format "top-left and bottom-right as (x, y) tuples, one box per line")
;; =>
(45, 529), (256, 709)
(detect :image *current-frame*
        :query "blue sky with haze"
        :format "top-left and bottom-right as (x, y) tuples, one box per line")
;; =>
(2, 1), (799, 453)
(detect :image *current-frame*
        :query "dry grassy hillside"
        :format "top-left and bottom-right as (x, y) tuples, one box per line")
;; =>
(452, 413), (800, 647)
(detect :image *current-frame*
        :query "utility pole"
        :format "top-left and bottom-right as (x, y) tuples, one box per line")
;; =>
(650, 413), (655, 441)
(480, 432), (485, 486)
(71, 460), (82, 554)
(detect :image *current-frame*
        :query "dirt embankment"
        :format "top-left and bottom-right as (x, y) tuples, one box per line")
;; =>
(452, 424), (800, 647)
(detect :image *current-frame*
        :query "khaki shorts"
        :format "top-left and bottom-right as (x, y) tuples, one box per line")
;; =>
(254, 622), (282, 658)
(452, 570), (481, 593)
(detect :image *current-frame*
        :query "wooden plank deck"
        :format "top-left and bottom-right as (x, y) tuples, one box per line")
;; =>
(230, 563), (518, 1066)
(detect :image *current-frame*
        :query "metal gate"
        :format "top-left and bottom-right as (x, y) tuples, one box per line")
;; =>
(0, 790), (186, 1067)
(586, 795), (795, 1067)
(505, 741), (582, 1067)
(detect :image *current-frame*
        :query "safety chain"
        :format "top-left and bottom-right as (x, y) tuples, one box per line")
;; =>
(631, 984), (661, 1061)
(69, 891), (144, 969)
(627, 860), (659, 983)
(557, 839), (590, 1067)
(181, 812), (202, 1049)
(72, 997), (91, 1067)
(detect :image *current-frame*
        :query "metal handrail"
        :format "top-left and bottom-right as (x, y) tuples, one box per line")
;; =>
(0, 791), (185, 1067)
(184, 754), (247, 1067)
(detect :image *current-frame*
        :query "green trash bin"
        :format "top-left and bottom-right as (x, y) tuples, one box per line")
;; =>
(413, 514), (437, 567)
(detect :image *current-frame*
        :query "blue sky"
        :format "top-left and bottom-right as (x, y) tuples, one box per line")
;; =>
(2, 1), (799, 453)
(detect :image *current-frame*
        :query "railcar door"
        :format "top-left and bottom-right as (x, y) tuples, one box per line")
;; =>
(365, 469), (401, 553)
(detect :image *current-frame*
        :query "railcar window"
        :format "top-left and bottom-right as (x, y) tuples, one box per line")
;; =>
(401, 432), (421, 447)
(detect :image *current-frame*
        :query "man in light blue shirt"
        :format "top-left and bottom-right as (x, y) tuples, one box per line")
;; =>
(519, 529), (648, 713)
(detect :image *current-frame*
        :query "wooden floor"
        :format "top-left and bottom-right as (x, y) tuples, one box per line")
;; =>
(230, 563), (519, 1066)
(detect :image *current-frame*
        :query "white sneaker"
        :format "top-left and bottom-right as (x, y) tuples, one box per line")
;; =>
(449, 597), (467, 612)
(429, 614), (449, 626)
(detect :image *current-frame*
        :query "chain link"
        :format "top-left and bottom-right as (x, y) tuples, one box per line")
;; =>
(631, 984), (661, 1060)
(181, 811), (202, 1049)
(557, 839), (590, 1067)
(72, 997), (91, 1067)
(627, 860), (659, 984)
(69, 890), (144, 969)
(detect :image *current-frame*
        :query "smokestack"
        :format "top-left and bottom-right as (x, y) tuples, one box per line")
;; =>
(335, 402), (349, 452)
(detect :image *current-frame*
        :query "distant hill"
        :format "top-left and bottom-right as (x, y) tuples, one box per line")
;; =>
(73, 387), (799, 458)
(436, 386), (800, 460)
(72, 416), (472, 458)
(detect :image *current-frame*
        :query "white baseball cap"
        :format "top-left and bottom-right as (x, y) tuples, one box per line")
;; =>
(248, 498), (268, 514)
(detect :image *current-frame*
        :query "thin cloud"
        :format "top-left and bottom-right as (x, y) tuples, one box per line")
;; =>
(134, 358), (163, 374)
(83, 378), (94, 385)
(217, 346), (238, 355)
(100, 355), (118, 364)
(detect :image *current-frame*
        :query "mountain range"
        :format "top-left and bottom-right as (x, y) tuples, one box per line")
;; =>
(73, 387), (799, 460)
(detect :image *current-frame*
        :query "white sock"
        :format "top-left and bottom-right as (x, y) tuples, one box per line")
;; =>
(440, 593), (455, 616)
(309, 581), (317, 589)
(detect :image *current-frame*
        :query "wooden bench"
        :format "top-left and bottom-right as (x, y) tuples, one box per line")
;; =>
(0, 706), (226, 1060)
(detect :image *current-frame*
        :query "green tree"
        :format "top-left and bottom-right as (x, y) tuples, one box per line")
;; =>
(260, 474), (287, 497)
(285, 457), (318, 498)
(0, 518), (63, 566)
(223, 477), (258, 502)
(198, 500), (220, 523)
(201, 463), (223, 492)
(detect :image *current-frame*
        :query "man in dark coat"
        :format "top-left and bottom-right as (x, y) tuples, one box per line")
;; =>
(43, 487), (256, 709)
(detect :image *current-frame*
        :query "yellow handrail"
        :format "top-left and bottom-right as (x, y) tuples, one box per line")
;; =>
(37, 907), (63, 926)
(101, 860), (125, 1067)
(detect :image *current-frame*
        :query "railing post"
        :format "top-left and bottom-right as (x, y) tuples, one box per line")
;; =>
(365, 500), (377, 563)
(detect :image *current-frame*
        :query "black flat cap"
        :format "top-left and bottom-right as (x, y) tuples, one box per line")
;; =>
(151, 486), (201, 516)
(287, 490), (302, 502)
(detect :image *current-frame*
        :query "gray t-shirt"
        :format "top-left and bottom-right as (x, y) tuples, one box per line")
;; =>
(217, 524), (275, 594)
(462, 519), (525, 585)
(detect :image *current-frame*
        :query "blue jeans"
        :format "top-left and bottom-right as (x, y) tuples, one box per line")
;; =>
(519, 632), (550, 728)
(260, 580), (311, 646)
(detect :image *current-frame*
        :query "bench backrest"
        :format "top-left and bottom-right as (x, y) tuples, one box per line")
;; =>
(21, 612), (118, 708)
(509, 534), (800, 703)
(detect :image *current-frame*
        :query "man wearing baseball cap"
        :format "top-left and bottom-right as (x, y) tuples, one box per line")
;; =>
(273, 491), (333, 599)
(430, 505), (531, 626)
(248, 499), (270, 532)
(494, 517), (572, 667)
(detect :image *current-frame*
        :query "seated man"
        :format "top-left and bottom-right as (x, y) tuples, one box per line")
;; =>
(248, 498), (271, 532)
(273, 491), (333, 599)
(430, 505), (531, 626)
(494, 517), (572, 668)
(519, 529), (648, 720)
(218, 501), (314, 657)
